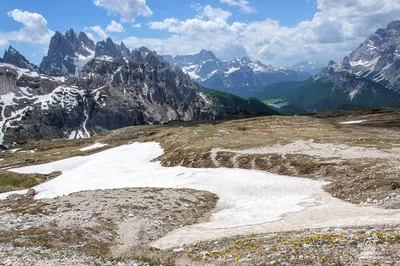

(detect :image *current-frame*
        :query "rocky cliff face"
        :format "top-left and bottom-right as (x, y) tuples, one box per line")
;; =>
(334, 20), (400, 92)
(39, 29), (95, 76)
(0, 41), (215, 147)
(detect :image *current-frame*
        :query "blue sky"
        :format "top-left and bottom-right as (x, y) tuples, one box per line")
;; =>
(0, 0), (399, 66)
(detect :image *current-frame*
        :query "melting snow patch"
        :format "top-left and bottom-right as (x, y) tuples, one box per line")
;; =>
(80, 143), (108, 151)
(3, 142), (400, 249)
(340, 120), (367, 125)
(349, 90), (359, 100)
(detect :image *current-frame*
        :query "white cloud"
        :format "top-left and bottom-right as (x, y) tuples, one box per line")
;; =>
(0, 9), (54, 45)
(106, 20), (125, 32)
(132, 23), (142, 28)
(94, 0), (152, 23)
(85, 26), (109, 40)
(137, 0), (400, 66)
(0, 38), (8, 48)
(202, 5), (232, 21)
(190, 3), (203, 12)
(220, 0), (256, 14)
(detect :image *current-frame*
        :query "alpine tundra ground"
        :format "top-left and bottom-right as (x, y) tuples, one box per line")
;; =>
(0, 109), (400, 265)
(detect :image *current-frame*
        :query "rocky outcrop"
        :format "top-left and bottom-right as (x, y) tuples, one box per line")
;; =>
(39, 29), (95, 76)
(0, 67), (20, 95)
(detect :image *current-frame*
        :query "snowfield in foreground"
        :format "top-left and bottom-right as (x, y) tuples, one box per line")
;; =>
(2, 142), (400, 249)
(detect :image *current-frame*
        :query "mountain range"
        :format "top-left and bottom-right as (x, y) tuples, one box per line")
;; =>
(164, 50), (324, 98)
(0, 29), (276, 147)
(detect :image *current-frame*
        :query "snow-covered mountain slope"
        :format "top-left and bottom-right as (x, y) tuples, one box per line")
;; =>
(164, 51), (312, 97)
(288, 61), (325, 76)
(333, 20), (400, 92)
(39, 29), (96, 76)
(0, 43), (216, 147)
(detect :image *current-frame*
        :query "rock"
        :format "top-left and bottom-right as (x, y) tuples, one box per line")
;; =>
(391, 182), (400, 191)
(172, 248), (184, 253)
(26, 189), (37, 197)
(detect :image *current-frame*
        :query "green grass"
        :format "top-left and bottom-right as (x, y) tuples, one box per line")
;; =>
(0, 171), (60, 193)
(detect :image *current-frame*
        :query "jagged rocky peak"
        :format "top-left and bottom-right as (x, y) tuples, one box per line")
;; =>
(327, 60), (337, 68)
(95, 37), (126, 58)
(1, 46), (38, 72)
(39, 28), (95, 76)
(198, 49), (218, 60)
(341, 56), (351, 71)
(386, 20), (400, 31)
(78, 31), (95, 51)
(120, 42), (131, 57)
(137, 46), (151, 58)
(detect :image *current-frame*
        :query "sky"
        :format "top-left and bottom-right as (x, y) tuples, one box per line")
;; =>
(0, 0), (399, 66)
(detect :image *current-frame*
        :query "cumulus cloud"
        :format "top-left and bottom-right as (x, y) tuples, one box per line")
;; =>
(0, 38), (8, 48)
(132, 23), (142, 28)
(106, 20), (125, 32)
(136, 0), (400, 66)
(0, 9), (54, 44)
(219, 0), (256, 14)
(94, 0), (152, 22)
(85, 26), (109, 40)
(202, 5), (232, 21)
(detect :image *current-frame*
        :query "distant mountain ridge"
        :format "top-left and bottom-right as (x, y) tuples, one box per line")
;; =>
(164, 50), (323, 98)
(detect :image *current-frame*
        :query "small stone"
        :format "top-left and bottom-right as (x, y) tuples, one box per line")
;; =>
(26, 189), (37, 197)
(391, 182), (400, 191)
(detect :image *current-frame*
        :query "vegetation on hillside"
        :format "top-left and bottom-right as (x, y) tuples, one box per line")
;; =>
(202, 87), (280, 117)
